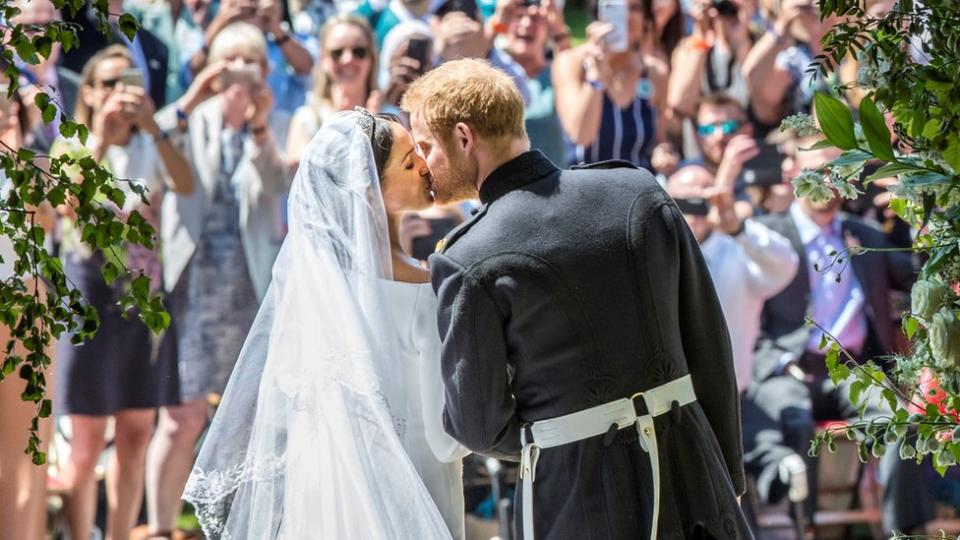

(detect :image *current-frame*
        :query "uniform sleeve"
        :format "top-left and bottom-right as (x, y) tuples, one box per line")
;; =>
(430, 252), (523, 461)
(647, 203), (746, 495)
(412, 286), (472, 463)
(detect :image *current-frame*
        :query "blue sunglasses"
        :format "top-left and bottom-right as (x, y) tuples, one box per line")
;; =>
(697, 120), (741, 137)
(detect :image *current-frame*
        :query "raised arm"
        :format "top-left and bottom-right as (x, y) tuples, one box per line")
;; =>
(552, 23), (613, 147)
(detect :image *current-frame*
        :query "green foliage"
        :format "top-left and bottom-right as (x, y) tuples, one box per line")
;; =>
(793, 0), (960, 476)
(0, 0), (168, 463)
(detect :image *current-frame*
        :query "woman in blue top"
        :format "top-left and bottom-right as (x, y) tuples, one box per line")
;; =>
(552, 0), (669, 170)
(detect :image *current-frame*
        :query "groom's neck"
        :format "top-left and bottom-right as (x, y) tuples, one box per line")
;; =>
(475, 138), (531, 191)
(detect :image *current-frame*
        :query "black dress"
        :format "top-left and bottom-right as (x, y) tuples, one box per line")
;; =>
(58, 250), (178, 415)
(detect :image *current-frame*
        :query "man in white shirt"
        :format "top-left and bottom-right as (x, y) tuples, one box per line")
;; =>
(667, 164), (798, 393)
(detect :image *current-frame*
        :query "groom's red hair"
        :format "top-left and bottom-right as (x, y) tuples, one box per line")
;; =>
(400, 59), (527, 145)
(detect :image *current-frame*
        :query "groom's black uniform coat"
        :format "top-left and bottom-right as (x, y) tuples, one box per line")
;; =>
(430, 151), (750, 540)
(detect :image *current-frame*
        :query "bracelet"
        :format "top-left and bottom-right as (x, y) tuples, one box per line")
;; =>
(586, 78), (605, 92)
(688, 36), (711, 53)
(251, 124), (268, 136)
(273, 32), (291, 46)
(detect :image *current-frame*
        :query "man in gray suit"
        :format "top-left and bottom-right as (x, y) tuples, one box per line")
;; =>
(404, 59), (750, 540)
(743, 145), (932, 535)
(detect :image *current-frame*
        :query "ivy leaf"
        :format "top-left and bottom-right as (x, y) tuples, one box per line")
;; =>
(814, 92), (858, 150)
(858, 96), (895, 161)
(38, 398), (52, 418)
(118, 14), (139, 41)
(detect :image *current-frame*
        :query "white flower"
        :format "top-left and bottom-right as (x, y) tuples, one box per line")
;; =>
(930, 308), (960, 372)
(912, 278), (952, 321)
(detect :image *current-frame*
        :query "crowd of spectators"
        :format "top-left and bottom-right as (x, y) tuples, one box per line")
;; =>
(0, 0), (945, 538)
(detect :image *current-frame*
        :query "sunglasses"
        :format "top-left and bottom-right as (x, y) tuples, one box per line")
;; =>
(697, 119), (741, 137)
(96, 77), (121, 89)
(329, 47), (369, 62)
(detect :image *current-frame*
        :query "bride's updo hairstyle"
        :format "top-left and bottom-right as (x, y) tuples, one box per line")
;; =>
(355, 107), (402, 181)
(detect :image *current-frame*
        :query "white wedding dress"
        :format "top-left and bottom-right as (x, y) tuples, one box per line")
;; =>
(379, 279), (469, 539)
(183, 111), (466, 539)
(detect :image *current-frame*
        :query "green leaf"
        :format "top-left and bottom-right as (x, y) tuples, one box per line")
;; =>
(905, 316), (919, 340)
(16, 148), (35, 162)
(34, 36), (52, 60)
(902, 172), (950, 187)
(131, 275), (150, 301)
(38, 398), (51, 418)
(33, 92), (50, 110)
(849, 380), (867, 406)
(102, 261), (119, 284)
(944, 134), (960, 173)
(830, 149), (873, 168)
(14, 36), (37, 64)
(814, 92), (858, 150)
(59, 121), (77, 139)
(858, 96), (895, 161)
(118, 13), (139, 41)
(864, 161), (923, 182)
(800, 139), (837, 151)
(921, 118), (941, 139)
(41, 103), (57, 124)
(881, 388), (898, 414)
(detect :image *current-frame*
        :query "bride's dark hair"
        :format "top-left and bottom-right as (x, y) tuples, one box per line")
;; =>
(356, 108), (402, 181)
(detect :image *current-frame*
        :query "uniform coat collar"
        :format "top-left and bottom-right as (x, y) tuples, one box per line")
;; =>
(478, 150), (560, 204)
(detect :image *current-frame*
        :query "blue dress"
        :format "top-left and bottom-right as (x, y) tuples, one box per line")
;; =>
(572, 91), (657, 170)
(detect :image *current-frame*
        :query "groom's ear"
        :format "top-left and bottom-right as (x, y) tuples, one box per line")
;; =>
(454, 122), (474, 156)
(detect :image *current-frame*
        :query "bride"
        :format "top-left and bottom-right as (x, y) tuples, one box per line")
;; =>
(182, 109), (469, 539)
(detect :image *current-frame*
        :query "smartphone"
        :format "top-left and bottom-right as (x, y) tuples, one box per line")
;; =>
(411, 217), (459, 261)
(405, 37), (431, 70)
(220, 63), (262, 87)
(738, 142), (785, 188)
(119, 68), (145, 88)
(599, 0), (629, 53)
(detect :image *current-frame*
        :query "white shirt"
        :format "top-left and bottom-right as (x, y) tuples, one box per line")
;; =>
(700, 219), (799, 391)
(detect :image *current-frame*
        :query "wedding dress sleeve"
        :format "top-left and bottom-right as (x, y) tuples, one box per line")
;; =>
(413, 285), (471, 463)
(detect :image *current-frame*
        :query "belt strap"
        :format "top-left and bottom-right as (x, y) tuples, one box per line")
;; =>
(519, 374), (697, 540)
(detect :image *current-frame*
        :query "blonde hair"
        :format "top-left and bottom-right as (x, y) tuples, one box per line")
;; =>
(208, 22), (268, 66)
(75, 44), (133, 125)
(310, 15), (377, 109)
(401, 58), (526, 144)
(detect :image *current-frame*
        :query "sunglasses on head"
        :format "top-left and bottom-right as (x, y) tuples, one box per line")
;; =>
(329, 47), (369, 62)
(697, 119), (741, 137)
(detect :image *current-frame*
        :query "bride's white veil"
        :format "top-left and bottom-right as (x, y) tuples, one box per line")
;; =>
(182, 110), (452, 539)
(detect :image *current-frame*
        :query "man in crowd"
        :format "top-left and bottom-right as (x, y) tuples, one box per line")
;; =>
(743, 143), (933, 535)
(666, 164), (797, 392)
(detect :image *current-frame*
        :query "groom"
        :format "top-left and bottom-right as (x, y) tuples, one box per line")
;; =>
(403, 59), (751, 539)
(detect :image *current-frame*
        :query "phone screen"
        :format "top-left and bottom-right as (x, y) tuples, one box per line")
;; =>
(599, 0), (629, 53)
(120, 68), (145, 88)
(405, 37), (431, 69)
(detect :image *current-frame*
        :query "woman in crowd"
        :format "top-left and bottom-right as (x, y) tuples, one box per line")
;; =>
(286, 14), (379, 168)
(651, 0), (684, 63)
(498, 0), (566, 164)
(0, 79), (56, 540)
(143, 21), (291, 539)
(552, 0), (669, 169)
(52, 44), (194, 540)
(741, 0), (833, 128)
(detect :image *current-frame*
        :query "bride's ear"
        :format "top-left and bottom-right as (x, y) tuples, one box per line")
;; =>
(454, 122), (474, 156)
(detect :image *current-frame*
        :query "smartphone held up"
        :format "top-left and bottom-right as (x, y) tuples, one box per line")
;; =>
(599, 0), (629, 53)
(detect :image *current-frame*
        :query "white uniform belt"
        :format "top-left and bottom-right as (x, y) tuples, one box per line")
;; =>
(519, 374), (697, 540)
